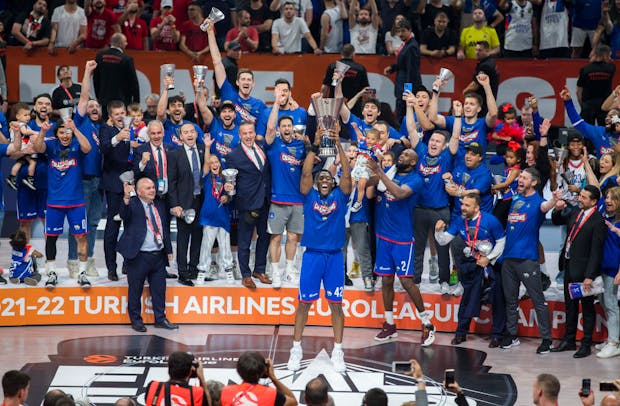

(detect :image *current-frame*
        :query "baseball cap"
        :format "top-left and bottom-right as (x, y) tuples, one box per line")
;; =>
(227, 41), (241, 51)
(465, 142), (483, 156)
(161, 0), (173, 8)
(566, 129), (583, 143)
(219, 100), (235, 112)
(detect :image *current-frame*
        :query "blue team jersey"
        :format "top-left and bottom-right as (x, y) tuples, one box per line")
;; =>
(447, 211), (505, 261)
(415, 143), (453, 208)
(45, 137), (84, 207)
(265, 136), (306, 204)
(163, 118), (205, 149)
(451, 163), (494, 218)
(349, 185), (370, 224)
(74, 111), (101, 177)
(199, 173), (231, 231)
(209, 119), (239, 168)
(445, 116), (490, 160)
(256, 106), (308, 136)
(220, 79), (267, 125)
(375, 171), (423, 243)
(565, 100), (615, 158)
(301, 187), (348, 251)
(347, 114), (400, 141)
(26, 120), (57, 192)
(503, 192), (546, 261)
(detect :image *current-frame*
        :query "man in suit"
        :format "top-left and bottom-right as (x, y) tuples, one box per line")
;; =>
(226, 122), (272, 288)
(118, 177), (177, 332)
(93, 33), (139, 117)
(168, 123), (204, 286)
(551, 184), (606, 358)
(100, 100), (133, 281)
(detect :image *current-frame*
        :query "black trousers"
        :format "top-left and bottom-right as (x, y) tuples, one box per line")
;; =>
(176, 196), (203, 277)
(126, 250), (167, 325)
(563, 278), (595, 346)
(104, 191), (123, 273)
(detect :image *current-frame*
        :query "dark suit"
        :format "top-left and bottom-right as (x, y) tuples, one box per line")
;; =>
(93, 47), (140, 112)
(552, 206), (606, 346)
(118, 197), (172, 326)
(168, 144), (205, 278)
(226, 143), (271, 277)
(391, 35), (422, 120)
(133, 142), (173, 228)
(100, 123), (132, 274)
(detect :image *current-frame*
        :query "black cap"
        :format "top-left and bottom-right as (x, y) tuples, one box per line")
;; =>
(219, 100), (235, 112)
(465, 142), (483, 156)
(566, 129), (584, 143)
(227, 41), (241, 51)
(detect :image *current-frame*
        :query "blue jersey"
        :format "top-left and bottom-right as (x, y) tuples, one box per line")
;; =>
(209, 119), (239, 168)
(445, 116), (490, 160)
(375, 171), (423, 243)
(500, 165), (519, 200)
(45, 137), (84, 207)
(349, 186), (370, 223)
(565, 100), (615, 158)
(400, 116), (433, 144)
(600, 209), (620, 277)
(0, 111), (9, 139)
(301, 187), (348, 251)
(503, 192), (546, 261)
(451, 163), (494, 218)
(447, 211), (505, 260)
(220, 79), (267, 125)
(199, 173), (231, 231)
(74, 111), (101, 177)
(163, 118), (205, 149)
(415, 143), (453, 208)
(347, 114), (400, 142)
(26, 120), (56, 191)
(256, 106), (308, 136)
(9, 245), (34, 281)
(265, 136), (306, 204)
(571, 0), (601, 30)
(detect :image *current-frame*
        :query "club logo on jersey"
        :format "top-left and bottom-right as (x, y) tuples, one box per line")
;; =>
(236, 104), (256, 123)
(507, 212), (526, 222)
(418, 163), (441, 176)
(460, 131), (479, 143)
(280, 153), (301, 166)
(215, 142), (232, 156)
(313, 201), (337, 216)
(51, 158), (77, 171)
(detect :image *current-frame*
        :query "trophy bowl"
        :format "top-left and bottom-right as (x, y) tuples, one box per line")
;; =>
(119, 170), (135, 185)
(433, 68), (454, 92)
(58, 107), (73, 123)
(331, 61), (350, 86)
(193, 65), (208, 91)
(200, 7), (225, 31)
(182, 208), (196, 224)
(475, 240), (493, 256)
(293, 125), (306, 137)
(161, 64), (176, 90)
(222, 168), (238, 196)
(122, 116), (134, 130)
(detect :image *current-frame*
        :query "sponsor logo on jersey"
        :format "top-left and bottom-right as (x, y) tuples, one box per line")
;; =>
(507, 212), (526, 222)
(51, 158), (77, 171)
(312, 201), (337, 216)
(280, 153), (301, 166)
(460, 130), (479, 143)
(418, 163), (441, 176)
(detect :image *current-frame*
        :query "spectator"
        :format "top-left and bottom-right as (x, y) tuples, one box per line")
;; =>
(304, 378), (328, 406)
(152, 0), (192, 27)
(571, 0), (602, 58)
(270, 0), (313, 27)
(594, 2), (620, 59)
(221, 351), (296, 405)
(114, 398), (136, 406)
(533, 374), (560, 405)
(499, 0), (537, 58)
(180, 1), (210, 61)
(384, 14), (405, 56)
(271, 1), (322, 54)
(85, 0), (120, 49)
(348, 0), (380, 54)
(321, 44), (370, 116)
(150, 0), (181, 51)
(48, 0), (87, 55)
(225, 9), (259, 52)
(118, 0), (149, 50)
(51, 65), (81, 113)
(461, 0), (504, 31)
(463, 41), (499, 117)
(380, 0), (409, 37)
(145, 352), (209, 404)
(106, 0), (143, 17)
(457, 7), (500, 59)
(538, 0), (569, 59)
(362, 388), (387, 406)
(205, 380), (224, 406)
(1, 371), (30, 406)
(577, 45), (615, 126)
(246, 0), (274, 52)
(420, 0), (458, 32)
(10, 0), (51, 51)
(43, 389), (66, 406)
(144, 94), (160, 122)
(320, 0), (347, 53)
(420, 11), (458, 58)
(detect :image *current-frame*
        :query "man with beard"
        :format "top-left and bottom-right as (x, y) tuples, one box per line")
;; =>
(287, 127), (350, 373)
(367, 149), (437, 346)
(407, 96), (458, 290)
(348, 0), (380, 54)
(457, 7), (500, 59)
(435, 193), (506, 347)
(271, 1), (322, 54)
(206, 17), (267, 125)
(196, 98), (239, 168)
(501, 168), (560, 354)
(48, 0), (87, 55)
(85, 0), (120, 48)
(562, 86), (619, 158)
(51, 65), (81, 114)
(225, 9), (259, 52)
(420, 11), (458, 58)
(257, 79), (307, 141)
(10, 0), (52, 51)
(156, 76), (205, 149)
(33, 119), (92, 288)
(118, 0), (149, 50)
(264, 87), (307, 287)
(179, 2), (210, 61)
(101, 100), (132, 281)
(67, 60), (103, 279)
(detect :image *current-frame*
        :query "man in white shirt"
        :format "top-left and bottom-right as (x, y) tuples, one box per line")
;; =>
(272, 1), (322, 54)
(320, 0), (347, 53)
(48, 0), (87, 54)
(348, 0), (380, 54)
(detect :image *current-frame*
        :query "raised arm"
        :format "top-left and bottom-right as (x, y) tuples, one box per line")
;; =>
(33, 122), (51, 154)
(68, 119), (92, 154)
(205, 18), (227, 89)
(477, 73), (497, 128)
(300, 129), (321, 195)
(348, 0), (358, 27)
(78, 60), (97, 117)
(156, 77), (171, 122)
(194, 79), (214, 127)
(429, 77), (447, 128)
(449, 100), (462, 155)
(265, 89), (285, 145)
(203, 134), (213, 175)
(336, 130), (351, 195)
(368, 0), (380, 29)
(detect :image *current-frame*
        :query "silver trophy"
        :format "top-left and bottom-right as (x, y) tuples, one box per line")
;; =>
(119, 170), (135, 185)
(200, 7), (225, 31)
(331, 61), (350, 86)
(293, 124), (306, 137)
(561, 170), (574, 184)
(122, 116), (134, 130)
(311, 97), (343, 158)
(433, 68), (454, 92)
(493, 175), (504, 199)
(161, 64), (176, 90)
(193, 65), (208, 91)
(58, 107), (73, 133)
(475, 240), (493, 256)
(182, 208), (196, 224)
(553, 147), (567, 163)
(222, 168), (238, 196)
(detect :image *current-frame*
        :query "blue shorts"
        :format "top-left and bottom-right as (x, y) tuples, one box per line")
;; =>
(45, 205), (88, 236)
(17, 187), (47, 220)
(298, 250), (345, 303)
(374, 238), (414, 278)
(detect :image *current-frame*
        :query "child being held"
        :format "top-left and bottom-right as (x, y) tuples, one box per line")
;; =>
(6, 103), (39, 191)
(491, 142), (525, 227)
(489, 103), (524, 163)
(8, 229), (43, 285)
(350, 124), (381, 212)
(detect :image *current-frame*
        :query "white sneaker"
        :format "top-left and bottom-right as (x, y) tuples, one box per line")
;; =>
(287, 346), (303, 371)
(67, 260), (79, 279)
(113, 214), (122, 222)
(77, 272), (91, 288)
(285, 267), (298, 285)
(86, 258), (99, 277)
(451, 282), (464, 296)
(331, 348), (346, 372)
(595, 341), (608, 351)
(440, 282), (450, 295)
(225, 268), (235, 285)
(272, 268), (282, 288)
(597, 342), (620, 359)
(208, 262), (219, 280)
(428, 257), (439, 283)
(45, 271), (58, 287)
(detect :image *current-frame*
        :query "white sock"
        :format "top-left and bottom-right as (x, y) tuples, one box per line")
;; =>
(293, 340), (302, 350)
(79, 261), (87, 275)
(286, 259), (294, 269)
(385, 311), (394, 324)
(431, 255), (438, 262)
(333, 342), (342, 351)
(419, 310), (430, 325)
(47, 261), (56, 274)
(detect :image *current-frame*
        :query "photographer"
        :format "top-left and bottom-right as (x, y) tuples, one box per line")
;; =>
(220, 351), (297, 406)
(145, 352), (211, 406)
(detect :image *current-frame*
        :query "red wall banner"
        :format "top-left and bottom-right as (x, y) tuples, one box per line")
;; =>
(6, 47), (620, 126)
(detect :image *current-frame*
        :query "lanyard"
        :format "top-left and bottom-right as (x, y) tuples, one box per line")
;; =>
(211, 174), (223, 201)
(150, 144), (167, 179)
(566, 209), (594, 247)
(464, 213), (482, 249)
(192, 101), (205, 131)
(61, 84), (74, 105)
(144, 203), (163, 238)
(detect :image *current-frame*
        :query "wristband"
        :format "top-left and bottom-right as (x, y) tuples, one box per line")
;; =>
(310, 145), (320, 155)
(432, 89), (439, 94)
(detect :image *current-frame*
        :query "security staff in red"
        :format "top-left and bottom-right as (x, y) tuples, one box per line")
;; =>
(145, 352), (211, 406)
